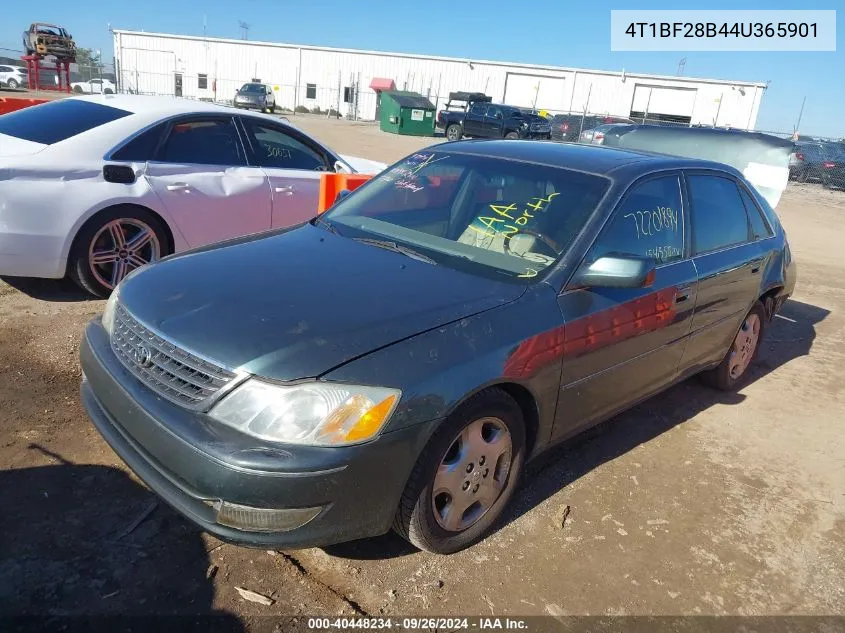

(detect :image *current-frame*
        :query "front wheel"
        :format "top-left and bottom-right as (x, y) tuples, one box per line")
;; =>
(393, 388), (526, 554)
(700, 301), (766, 391)
(445, 124), (463, 141)
(68, 207), (169, 298)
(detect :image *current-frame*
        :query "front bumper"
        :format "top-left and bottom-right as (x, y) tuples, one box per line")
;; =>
(79, 320), (438, 549)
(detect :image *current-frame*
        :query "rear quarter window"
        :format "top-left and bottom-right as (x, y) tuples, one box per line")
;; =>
(0, 99), (131, 145)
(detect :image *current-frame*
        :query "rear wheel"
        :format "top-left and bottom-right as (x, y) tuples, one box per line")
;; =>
(445, 124), (462, 141)
(504, 131), (519, 140)
(68, 207), (169, 298)
(393, 388), (525, 554)
(700, 302), (766, 391)
(104, 88), (114, 95)
(7, 78), (19, 89)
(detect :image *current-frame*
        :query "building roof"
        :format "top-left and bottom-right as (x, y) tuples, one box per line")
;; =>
(113, 30), (767, 89)
(384, 91), (435, 109)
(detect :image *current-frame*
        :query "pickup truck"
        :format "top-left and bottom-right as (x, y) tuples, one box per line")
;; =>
(438, 98), (552, 141)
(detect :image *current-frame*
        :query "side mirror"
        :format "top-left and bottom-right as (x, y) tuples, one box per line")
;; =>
(572, 255), (655, 289)
(334, 160), (353, 174)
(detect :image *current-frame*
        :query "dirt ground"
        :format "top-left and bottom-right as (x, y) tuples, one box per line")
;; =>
(1, 117), (843, 628)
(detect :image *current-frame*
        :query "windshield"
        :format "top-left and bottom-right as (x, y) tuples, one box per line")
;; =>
(239, 83), (264, 94)
(821, 143), (845, 160)
(322, 152), (609, 281)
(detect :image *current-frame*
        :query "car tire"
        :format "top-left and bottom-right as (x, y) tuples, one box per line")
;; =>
(7, 79), (19, 89)
(700, 301), (766, 391)
(68, 206), (170, 298)
(796, 170), (807, 183)
(445, 124), (463, 141)
(504, 132), (519, 140)
(72, 85), (83, 93)
(393, 387), (526, 554)
(104, 88), (114, 95)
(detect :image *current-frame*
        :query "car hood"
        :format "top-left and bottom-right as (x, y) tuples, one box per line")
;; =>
(338, 154), (388, 174)
(118, 223), (525, 381)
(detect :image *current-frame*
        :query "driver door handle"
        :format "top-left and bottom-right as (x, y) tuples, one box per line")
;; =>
(275, 185), (295, 195)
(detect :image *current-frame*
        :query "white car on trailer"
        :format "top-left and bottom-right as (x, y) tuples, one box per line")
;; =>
(0, 95), (386, 296)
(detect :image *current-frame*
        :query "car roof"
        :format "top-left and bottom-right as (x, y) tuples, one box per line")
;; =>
(432, 139), (734, 178)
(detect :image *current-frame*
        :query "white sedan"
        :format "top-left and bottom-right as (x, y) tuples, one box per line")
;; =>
(71, 78), (116, 94)
(0, 95), (387, 296)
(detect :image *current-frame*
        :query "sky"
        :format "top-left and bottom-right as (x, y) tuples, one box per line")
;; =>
(2, 0), (842, 137)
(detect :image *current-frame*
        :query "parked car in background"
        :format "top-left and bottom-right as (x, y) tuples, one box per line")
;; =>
(550, 114), (635, 142)
(0, 95), (385, 296)
(579, 123), (628, 144)
(788, 141), (826, 182)
(234, 83), (276, 113)
(441, 101), (551, 141)
(820, 142), (845, 189)
(72, 78), (116, 94)
(22, 23), (77, 60)
(0, 65), (27, 89)
(79, 133), (795, 556)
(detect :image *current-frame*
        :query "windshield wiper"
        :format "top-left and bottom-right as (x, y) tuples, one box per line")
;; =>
(313, 216), (340, 235)
(353, 238), (438, 265)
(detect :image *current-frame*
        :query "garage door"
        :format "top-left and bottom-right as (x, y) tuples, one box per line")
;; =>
(503, 73), (566, 110)
(631, 85), (697, 123)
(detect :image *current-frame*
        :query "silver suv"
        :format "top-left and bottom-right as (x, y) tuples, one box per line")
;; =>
(233, 82), (276, 113)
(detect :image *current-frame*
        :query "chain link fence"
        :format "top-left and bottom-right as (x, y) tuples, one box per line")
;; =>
(1, 50), (842, 144)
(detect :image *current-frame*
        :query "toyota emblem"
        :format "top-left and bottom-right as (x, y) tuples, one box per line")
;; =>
(133, 344), (153, 368)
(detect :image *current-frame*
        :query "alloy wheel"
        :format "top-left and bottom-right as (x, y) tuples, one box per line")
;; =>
(88, 219), (161, 290)
(729, 313), (761, 379)
(432, 417), (512, 532)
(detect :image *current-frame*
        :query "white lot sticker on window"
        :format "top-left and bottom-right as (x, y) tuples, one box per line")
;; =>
(411, 109), (424, 121)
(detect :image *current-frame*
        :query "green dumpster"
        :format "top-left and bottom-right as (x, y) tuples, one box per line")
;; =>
(378, 91), (436, 136)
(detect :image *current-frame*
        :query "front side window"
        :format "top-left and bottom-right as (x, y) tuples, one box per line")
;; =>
(688, 174), (751, 254)
(159, 119), (245, 166)
(587, 175), (685, 265)
(242, 120), (326, 170)
(0, 99), (131, 145)
(323, 152), (610, 281)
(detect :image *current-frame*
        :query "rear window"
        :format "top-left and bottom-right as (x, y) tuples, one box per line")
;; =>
(0, 99), (131, 145)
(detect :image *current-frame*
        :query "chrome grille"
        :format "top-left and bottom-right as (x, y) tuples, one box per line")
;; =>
(111, 303), (237, 409)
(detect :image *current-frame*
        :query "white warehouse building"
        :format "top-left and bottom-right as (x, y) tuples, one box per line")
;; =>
(113, 30), (766, 129)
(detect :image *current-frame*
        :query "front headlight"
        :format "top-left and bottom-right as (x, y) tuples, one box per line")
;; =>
(208, 380), (401, 446)
(101, 283), (121, 336)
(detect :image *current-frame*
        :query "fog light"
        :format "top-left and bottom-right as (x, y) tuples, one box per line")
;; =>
(213, 501), (322, 532)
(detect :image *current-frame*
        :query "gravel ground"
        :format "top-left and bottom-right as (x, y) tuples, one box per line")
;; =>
(0, 117), (843, 627)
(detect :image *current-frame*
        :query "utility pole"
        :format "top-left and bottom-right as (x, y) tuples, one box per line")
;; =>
(238, 21), (250, 40)
(795, 95), (806, 133)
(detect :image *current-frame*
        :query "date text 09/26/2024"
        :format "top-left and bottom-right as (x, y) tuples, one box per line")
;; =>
(307, 617), (529, 630)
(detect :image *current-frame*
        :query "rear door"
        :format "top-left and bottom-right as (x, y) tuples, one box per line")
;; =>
(554, 173), (698, 440)
(145, 115), (271, 247)
(483, 105), (504, 138)
(238, 116), (332, 229)
(679, 171), (767, 374)
(463, 103), (487, 137)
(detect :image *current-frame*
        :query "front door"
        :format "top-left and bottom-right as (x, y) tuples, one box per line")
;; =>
(679, 172), (768, 373)
(145, 116), (271, 247)
(238, 116), (331, 228)
(553, 173), (698, 441)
